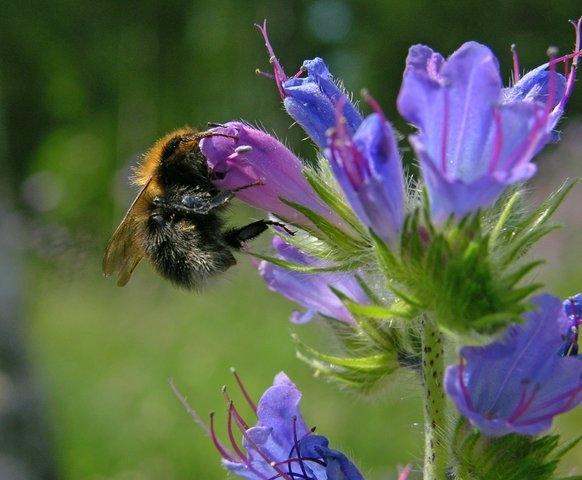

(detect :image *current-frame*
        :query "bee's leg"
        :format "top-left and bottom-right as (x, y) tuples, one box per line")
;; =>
(224, 220), (295, 249)
(179, 179), (263, 212)
(153, 191), (233, 215)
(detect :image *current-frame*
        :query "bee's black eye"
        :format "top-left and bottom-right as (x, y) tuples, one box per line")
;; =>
(161, 136), (183, 160)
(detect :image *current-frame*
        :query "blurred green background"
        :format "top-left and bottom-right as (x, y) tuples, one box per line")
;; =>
(0, 1), (581, 479)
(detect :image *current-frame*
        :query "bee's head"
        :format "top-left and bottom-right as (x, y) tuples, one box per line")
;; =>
(158, 132), (210, 187)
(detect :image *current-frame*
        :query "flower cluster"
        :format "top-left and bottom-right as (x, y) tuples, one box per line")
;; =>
(190, 18), (582, 480)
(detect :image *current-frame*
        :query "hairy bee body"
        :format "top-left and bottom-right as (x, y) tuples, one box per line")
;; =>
(103, 127), (286, 290)
(143, 186), (236, 289)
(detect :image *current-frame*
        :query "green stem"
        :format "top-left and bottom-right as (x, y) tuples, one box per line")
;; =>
(421, 316), (448, 480)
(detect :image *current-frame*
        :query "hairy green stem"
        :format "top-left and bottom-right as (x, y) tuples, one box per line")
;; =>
(421, 316), (448, 480)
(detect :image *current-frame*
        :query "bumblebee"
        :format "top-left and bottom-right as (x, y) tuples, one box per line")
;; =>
(103, 127), (289, 289)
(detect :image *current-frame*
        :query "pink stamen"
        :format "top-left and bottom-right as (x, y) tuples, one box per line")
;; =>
(441, 88), (450, 174)
(507, 382), (540, 422)
(361, 89), (384, 118)
(223, 386), (249, 430)
(292, 67), (306, 78)
(231, 367), (258, 415)
(227, 403), (249, 462)
(255, 20), (289, 99)
(545, 47), (558, 116)
(503, 22), (582, 172)
(209, 412), (237, 462)
(511, 44), (521, 84)
(488, 109), (503, 173)
(552, 18), (582, 116)
(458, 357), (475, 411)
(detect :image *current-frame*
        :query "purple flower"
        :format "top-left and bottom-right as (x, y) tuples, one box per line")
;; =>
(208, 371), (365, 480)
(397, 21), (580, 222)
(327, 97), (405, 244)
(445, 294), (582, 437)
(258, 237), (368, 324)
(257, 21), (363, 149)
(199, 122), (345, 228)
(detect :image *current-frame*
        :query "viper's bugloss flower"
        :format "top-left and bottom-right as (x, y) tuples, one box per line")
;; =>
(559, 294), (581, 357)
(258, 237), (368, 324)
(257, 21), (363, 148)
(199, 122), (344, 228)
(209, 371), (365, 480)
(327, 97), (405, 244)
(397, 19), (581, 222)
(445, 294), (582, 436)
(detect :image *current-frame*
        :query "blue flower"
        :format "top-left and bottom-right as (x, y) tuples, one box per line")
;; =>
(210, 371), (366, 480)
(257, 21), (362, 149)
(445, 294), (582, 436)
(258, 237), (368, 324)
(397, 21), (580, 222)
(327, 96), (405, 244)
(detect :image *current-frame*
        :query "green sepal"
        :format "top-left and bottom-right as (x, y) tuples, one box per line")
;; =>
(248, 252), (359, 273)
(367, 180), (576, 336)
(495, 178), (578, 265)
(293, 334), (399, 394)
(280, 198), (368, 255)
(303, 167), (366, 235)
(451, 418), (581, 480)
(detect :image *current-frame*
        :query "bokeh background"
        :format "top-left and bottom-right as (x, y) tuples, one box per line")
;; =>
(0, 1), (581, 479)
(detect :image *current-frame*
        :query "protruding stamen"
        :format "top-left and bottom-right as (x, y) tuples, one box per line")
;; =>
(511, 43), (521, 84)
(230, 367), (258, 415)
(256, 68), (275, 80)
(255, 20), (289, 99)
(545, 47), (559, 116)
(209, 411), (237, 461)
(292, 66), (306, 78)
(222, 386), (249, 430)
(227, 403), (249, 462)
(553, 18), (582, 116)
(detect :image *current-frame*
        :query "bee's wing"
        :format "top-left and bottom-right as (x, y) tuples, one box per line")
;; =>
(103, 179), (153, 286)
